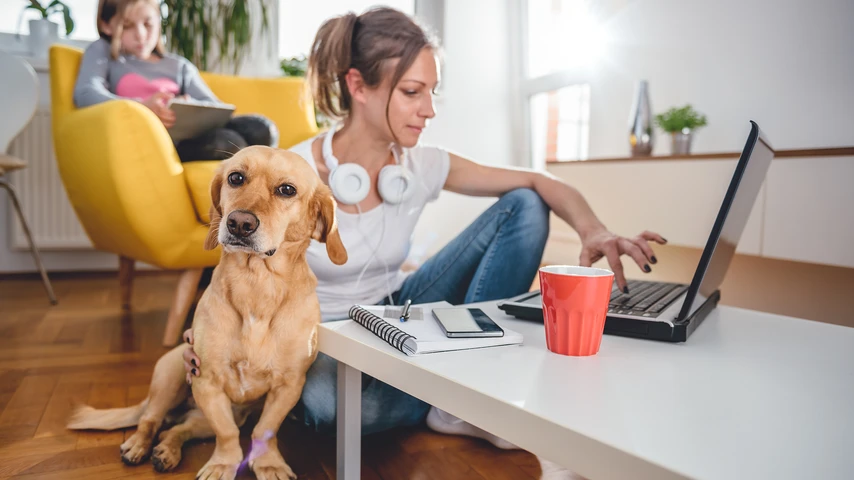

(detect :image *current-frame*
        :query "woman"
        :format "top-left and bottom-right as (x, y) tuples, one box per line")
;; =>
(183, 5), (664, 473)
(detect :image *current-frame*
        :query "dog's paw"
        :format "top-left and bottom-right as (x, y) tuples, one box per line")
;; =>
(251, 449), (296, 480)
(196, 460), (238, 480)
(119, 432), (152, 465)
(253, 464), (297, 480)
(151, 441), (182, 472)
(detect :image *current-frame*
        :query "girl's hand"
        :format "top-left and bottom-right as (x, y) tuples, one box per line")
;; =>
(182, 328), (201, 385)
(579, 229), (667, 294)
(141, 91), (177, 128)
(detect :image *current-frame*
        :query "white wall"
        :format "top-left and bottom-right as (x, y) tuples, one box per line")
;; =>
(279, 0), (416, 59)
(580, 0), (854, 157)
(411, 0), (515, 259)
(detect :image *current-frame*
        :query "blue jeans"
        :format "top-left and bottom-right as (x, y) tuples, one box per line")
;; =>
(298, 188), (550, 435)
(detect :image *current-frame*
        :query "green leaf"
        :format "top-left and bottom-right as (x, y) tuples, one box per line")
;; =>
(654, 104), (708, 133)
(25, 4), (48, 17)
(61, 5), (73, 35)
(41, 1), (74, 35)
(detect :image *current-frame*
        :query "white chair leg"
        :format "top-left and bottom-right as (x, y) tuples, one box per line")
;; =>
(0, 179), (57, 305)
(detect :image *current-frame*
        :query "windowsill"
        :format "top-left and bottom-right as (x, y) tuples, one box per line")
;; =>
(0, 32), (93, 72)
(545, 146), (854, 165)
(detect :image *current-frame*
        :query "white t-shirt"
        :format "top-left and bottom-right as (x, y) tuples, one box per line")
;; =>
(289, 135), (451, 321)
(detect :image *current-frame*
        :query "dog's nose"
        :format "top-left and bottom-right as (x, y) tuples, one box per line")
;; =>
(226, 211), (259, 238)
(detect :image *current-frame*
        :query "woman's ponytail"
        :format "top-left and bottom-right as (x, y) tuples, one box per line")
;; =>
(307, 12), (358, 120)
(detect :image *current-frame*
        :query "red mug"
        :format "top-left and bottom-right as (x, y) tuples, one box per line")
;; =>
(539, 266), (614, 356)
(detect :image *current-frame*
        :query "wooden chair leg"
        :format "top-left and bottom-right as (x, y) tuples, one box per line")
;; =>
(118, 256), (135, 311)
(162, 268), (203, 347)
(1, 179), (57, 305)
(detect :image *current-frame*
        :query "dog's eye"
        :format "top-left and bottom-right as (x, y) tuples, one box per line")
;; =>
(227, 172), (245, 186)
(276, 184), (297, 197)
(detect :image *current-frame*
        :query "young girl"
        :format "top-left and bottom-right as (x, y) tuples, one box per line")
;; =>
(182, 7), (665, 478)
(73, 0), (278, 162)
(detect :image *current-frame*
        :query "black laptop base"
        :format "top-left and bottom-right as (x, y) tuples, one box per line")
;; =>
(497, 290), (720, 343)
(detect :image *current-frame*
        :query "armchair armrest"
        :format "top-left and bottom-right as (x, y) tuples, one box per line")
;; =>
(53, 99), (204, 265)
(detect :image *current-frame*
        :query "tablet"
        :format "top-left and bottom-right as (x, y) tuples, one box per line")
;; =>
(166, 99), (236, 142)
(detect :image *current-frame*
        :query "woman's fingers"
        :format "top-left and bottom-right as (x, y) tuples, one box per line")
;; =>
(182, 328), (194, 345)
(182, 346), (200, 373)
(621, 237), (654, 270)
(619, 238), (652, 273)
(639, 230), (667, 245)
(633, 237), (658, 264)
(603, 242), (627, 293)
(579, 249), (592, 267)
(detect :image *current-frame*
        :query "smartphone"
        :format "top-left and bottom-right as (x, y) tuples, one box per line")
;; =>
(432, 308), (504, 338)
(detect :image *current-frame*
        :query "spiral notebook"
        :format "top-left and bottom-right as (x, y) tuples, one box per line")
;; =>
(347, 302), (523, 356)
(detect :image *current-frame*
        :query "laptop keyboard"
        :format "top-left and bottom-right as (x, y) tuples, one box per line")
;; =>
(608, 280), (688, 318)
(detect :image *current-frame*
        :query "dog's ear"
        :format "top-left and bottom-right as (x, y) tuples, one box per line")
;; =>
(312, 184), (348, 265)
(204, 170), (224, 251)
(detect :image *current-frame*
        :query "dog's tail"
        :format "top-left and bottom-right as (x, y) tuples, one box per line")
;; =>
(66, 398), (149, 430)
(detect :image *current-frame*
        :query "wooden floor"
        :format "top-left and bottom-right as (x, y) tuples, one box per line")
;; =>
(0, 273), (541, 479)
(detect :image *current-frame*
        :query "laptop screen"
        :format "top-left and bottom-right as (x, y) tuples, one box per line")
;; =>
(677, 122), (775, 321)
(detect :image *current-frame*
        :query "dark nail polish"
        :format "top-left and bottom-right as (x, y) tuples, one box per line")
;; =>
(662, 237), (668, 243)
(623, 286), (629, 294)
(651, 256), (658, 264)
(644, 264), (651, 273)
(192, 368), (198, 376)
(191, 359), (197, 367)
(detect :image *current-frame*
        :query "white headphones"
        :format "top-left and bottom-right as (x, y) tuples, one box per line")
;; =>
(322, 125), (416, 205)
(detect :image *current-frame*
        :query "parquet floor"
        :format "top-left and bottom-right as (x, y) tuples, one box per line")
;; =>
(0, 272), (541, 479)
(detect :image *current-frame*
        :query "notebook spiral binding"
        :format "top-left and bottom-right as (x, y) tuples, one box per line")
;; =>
(349, 305), (416, 354)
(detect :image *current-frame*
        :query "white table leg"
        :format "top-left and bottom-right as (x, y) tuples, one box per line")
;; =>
(337, 361), (361, 480)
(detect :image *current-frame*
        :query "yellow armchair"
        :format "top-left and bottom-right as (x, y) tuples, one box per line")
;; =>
(49, 45), (318, 346)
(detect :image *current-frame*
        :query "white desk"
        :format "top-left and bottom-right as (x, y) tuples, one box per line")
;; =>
(318, 303), (854, 480)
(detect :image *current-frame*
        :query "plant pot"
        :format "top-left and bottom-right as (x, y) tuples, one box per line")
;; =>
(671, 130), (693, 155)
(28, 19), (59, 59)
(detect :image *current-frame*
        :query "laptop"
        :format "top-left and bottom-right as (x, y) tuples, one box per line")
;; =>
(498, 121), (775, 342)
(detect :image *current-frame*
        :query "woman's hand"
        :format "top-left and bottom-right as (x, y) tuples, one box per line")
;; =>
(182, 328), (201, 385)
(141, 91), (176, 128)
(580, 229), (667, 293)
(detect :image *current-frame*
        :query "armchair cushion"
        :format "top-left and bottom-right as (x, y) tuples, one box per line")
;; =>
(183, 161), (220, 224)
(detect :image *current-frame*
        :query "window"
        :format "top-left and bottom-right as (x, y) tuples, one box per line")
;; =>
(0, 0), (99, 41)
(278, 0), (415, 60)
(530, 84), (591, 164)
(518, 0), (610, 168)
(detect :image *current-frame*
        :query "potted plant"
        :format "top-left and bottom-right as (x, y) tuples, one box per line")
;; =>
(160, 0), (272, 74)
(654, 104), (708, 155)
(18, 0), (74, 58)
(280, 55), (307, 77)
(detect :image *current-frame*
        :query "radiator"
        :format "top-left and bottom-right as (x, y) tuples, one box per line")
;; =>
(7, 110), (93, 250)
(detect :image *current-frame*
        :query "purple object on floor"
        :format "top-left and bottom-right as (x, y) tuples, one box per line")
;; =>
(238, 429), (274, 472)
